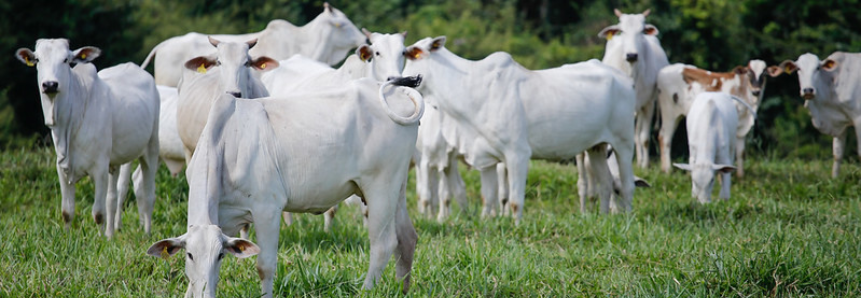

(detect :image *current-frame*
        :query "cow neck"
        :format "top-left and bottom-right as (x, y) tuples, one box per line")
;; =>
(52, 67), (91, 179)
(186, 139), (222, 226)
(423, 48), (475, 118)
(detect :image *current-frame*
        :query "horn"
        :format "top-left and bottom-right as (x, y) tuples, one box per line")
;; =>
(362, 28), (373, 40)
(208, 36), (221, 47)
(246, 38), (258, 49)
(614, 8), (623, 17)
(324, 2), (333, 14)
(642, 9), (651, 17)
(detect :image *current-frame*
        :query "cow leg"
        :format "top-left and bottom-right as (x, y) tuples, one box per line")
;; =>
(393, 179), (417, 293)
(281, 212), (293, 226)
(497, 163), (510, 217)
(324, 204), (338, 233)
(832, 133), (847, 178)
(659, 113), (681, 174)
(134, 146), (159, 235)
(612, 143), (635, 212)
(479, 167), (499, 217)
(586, 147), (612, 214)
(252, 208), (281, 298)
(416, 158), (437, 217)
(575, 153), (590, 213)
(91, 167), (109, 236)
(104, 166), (121, 238)
(114, 163), (133, 232)
(735, 136), (746, 178)
(361, 181), (400, 290)
(635, 103), (655, 169)
(505, 156), (529, 224)
(436, 168), (451, 222)
(719, 170), (732, 200)
(57, 165), (77, 230)
(444, 151), (469, 216)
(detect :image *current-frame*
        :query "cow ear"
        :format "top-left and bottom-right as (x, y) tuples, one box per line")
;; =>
(146, 236), (186, 259)
(778, 60), (798, 74)
(712, 164), (736, 173)
(644, 24), (659, 36)
(223, 237), (260, 259)
(732, 66), (748, 75)
(404, 46), (423, 61)
(598, 26), (621, 40)
(72, 47), (101, 64)
(250, 56), (278, 72)
(185, 56), (217, 74)
(16, 48), (36, 67)
(821, 59), (838, 72)
(357, 45), (373, 62)
(673, 163), (693, 171)
(766, 65), (782, 77)
(634, 178), (651, 188)
(430, 36), (446, 52)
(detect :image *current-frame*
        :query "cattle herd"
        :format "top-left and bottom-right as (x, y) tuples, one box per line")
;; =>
(13, 3), (861, 298)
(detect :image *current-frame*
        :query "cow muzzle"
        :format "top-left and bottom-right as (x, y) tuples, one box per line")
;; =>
(751, 90), (761, 96)
(42, 81), (59, 94)
(802, 88), (815, 100)
(626, 53), (638, 62)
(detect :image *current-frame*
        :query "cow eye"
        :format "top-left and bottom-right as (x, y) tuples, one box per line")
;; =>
(187, 253), (194, 261)
(217, 253), (225, 261)
(63, 58), (69, 63)
(375, 51), (380, 56)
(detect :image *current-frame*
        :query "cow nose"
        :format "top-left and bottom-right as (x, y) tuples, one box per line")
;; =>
(227, 91), (242, 98)
(626, 53), (638, 62)
(42, 81), (59, 93)
(752, 90), (761, 96)
(802, 88), (814, 95)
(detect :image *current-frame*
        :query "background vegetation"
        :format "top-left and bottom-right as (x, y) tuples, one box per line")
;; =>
(2, 0), (861, 160)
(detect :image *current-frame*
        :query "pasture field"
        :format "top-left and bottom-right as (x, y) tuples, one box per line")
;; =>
(1, 146), (859, 297)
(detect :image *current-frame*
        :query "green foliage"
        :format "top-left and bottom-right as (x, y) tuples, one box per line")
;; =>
(1, 148), (860, 296)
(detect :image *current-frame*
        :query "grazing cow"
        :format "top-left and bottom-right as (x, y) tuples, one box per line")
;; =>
(142, 2), (364, 87)
(673, 92), (740, 203)
(773, 52), (861, 178)
(263, 30), (407, 230)
(657, 60), (774, 176)
(146, 77), (424, 298)
(403, 37), (637, 220)
(176, 37), (278, 160)
(599, 9), (669, 169)
(16, 39), (159, 238)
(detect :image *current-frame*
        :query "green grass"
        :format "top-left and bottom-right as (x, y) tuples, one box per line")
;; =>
(1, 146), (860, 297)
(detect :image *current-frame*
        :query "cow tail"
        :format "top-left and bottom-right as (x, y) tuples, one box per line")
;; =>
(140, 41), (162, 70)
(379, 75), (425, 126)
(729, 95), (756, 119)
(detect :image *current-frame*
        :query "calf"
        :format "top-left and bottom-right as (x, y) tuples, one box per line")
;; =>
(147, 77), (424, 298)
(16, 39), (159, 238)
(673, 92), (739, 203)
(773, 52), (861, 177)
(657, 60), (775, 176)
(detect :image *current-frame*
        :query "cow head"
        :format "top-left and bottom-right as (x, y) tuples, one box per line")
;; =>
(357, 29), (408, 81)
(673, 163), (735, 203)
(16, 39), (101, 126)
(402, 36), (446, 90)
(598, 9), (658, 65)
(147, 225), (259, 298)
(313, 2), (365, 65)
(777, 53), (837, 100)
(746, 60), (768, 97)
(184, 37), (278, 98)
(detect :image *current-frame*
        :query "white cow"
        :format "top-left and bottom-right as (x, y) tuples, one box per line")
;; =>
(146, 77), (424, 298)
(774, 52), (861, 178)
(177, 37), (278, 160)
(262, 30), (407, 230)
(415, 101), (469, 221)
(673, 92), (739, 203)
(403, 37), (637, 220)
(599, 9), (669, 169)
(156, 85), (185, 176)
(142, 2), (364, 87)
(657, 60), (775, 176)
(16, 39), (159, 238)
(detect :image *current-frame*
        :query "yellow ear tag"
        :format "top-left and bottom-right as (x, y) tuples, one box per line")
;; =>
(197, 63), (208, 74)
(160, 246), (170, 259)
(81, 53), (86, 59)
(607, 31), (614, 40)
(25, 57), (34, 67)
(785, 66), (791, 73)
(260, 63), (266, 69)
(239, 245), (245, 252)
